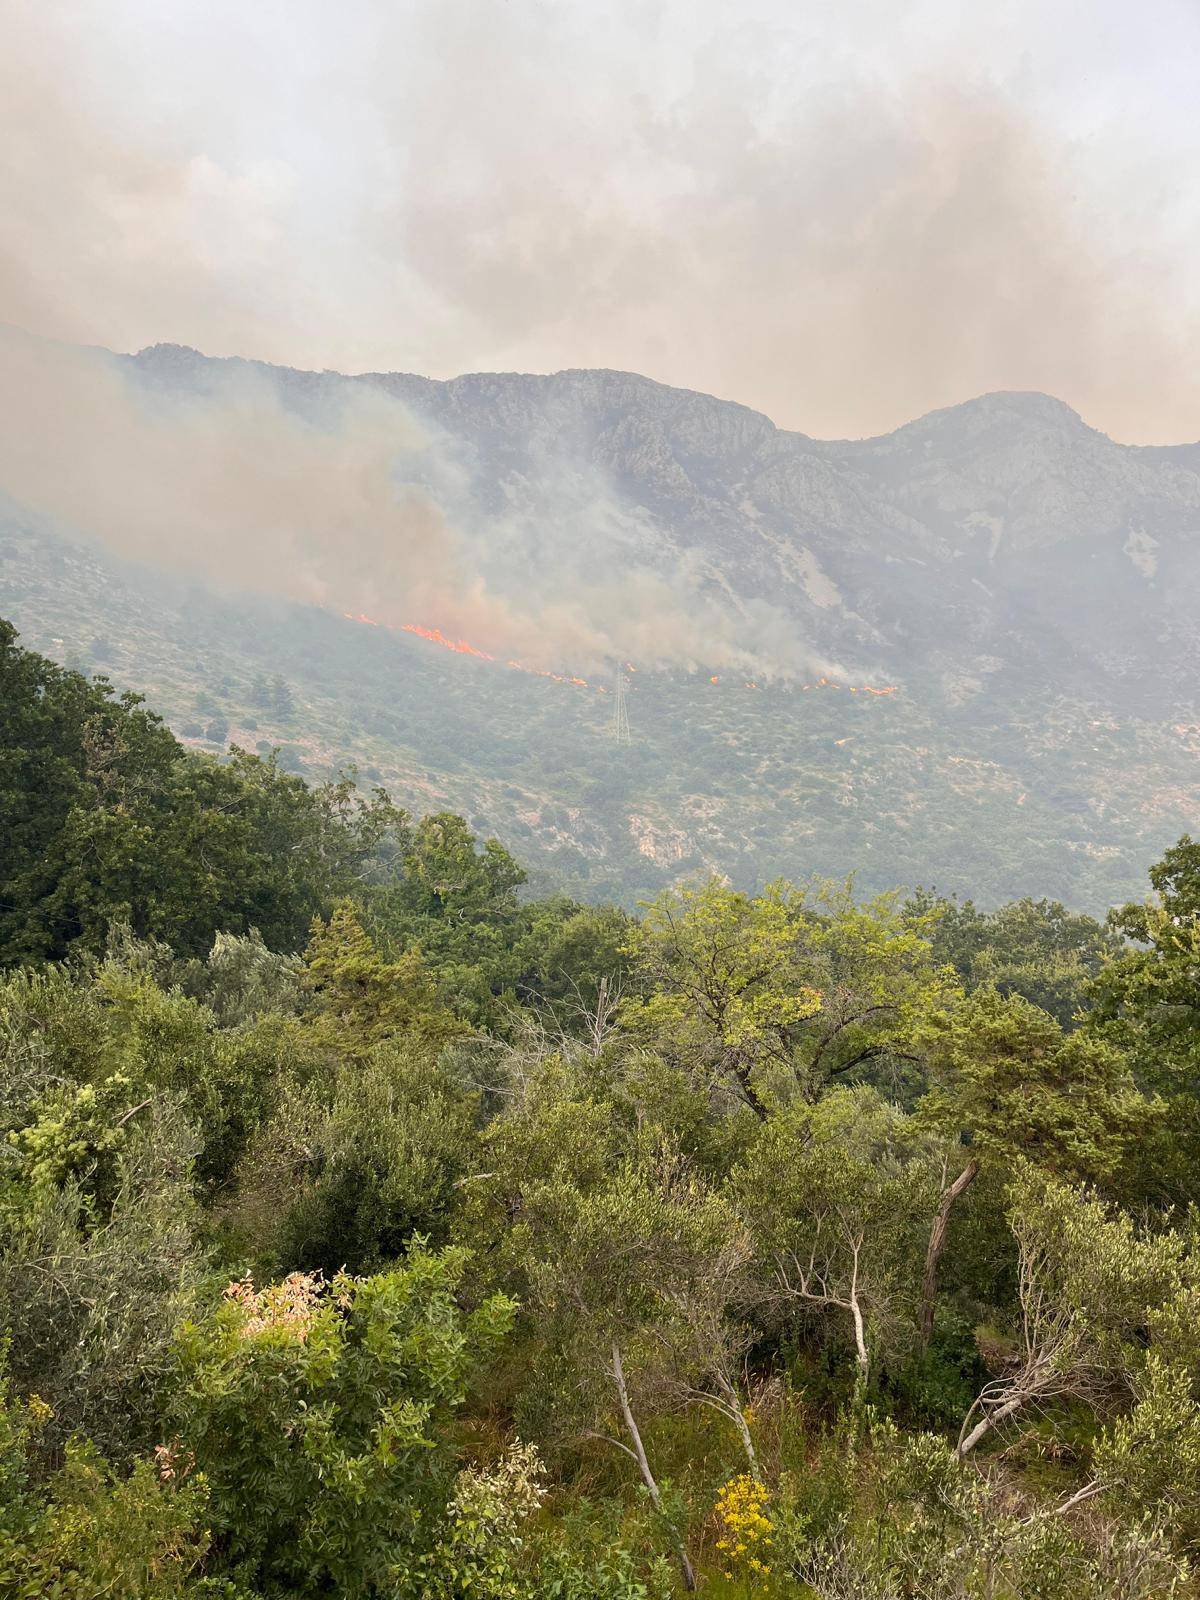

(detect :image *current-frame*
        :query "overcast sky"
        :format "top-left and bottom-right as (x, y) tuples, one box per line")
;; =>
(4, 0), (1200, 441)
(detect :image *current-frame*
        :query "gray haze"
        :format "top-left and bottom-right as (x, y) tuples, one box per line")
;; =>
(2, 0), (1199, 442)
(7, 343), (1200, 914)
(0, 326), (821, 677)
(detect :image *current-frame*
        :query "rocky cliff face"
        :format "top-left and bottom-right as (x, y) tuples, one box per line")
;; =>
(128, 345), (1200, 710)
(4, 343), (1199, 911)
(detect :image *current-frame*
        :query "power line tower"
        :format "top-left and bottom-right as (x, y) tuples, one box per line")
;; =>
(611, 667), (632, 745)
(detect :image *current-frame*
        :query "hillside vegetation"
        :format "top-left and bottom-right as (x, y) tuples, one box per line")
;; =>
(3, 513), (1197, 915)
(3, 619), (1200, 1597)
(5, 344), (1200, 911)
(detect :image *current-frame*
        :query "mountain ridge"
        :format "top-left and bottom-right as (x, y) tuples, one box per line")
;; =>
(4, 334), (1200, 911)
(131, 339), (1183, 450)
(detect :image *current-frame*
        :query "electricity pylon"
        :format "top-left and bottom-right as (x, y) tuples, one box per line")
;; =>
(611, 667), (631, 745)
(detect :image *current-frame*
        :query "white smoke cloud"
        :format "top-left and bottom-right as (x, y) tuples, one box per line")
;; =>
(1, 0), (1199, 443)
(0, 325), (823, 677)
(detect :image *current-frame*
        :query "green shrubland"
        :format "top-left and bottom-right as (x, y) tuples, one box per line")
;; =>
(2, 619), (1199, 1597)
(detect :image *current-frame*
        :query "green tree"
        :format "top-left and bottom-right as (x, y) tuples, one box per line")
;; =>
(625, 879), (952, 1115)
(0, 1359), (218, 1599)
(0, 949), (302, 1196)
(914, 987), (1148, 1347)
(302, 901), (467, 1054)
(515, 1155), (746, 1591)
(175, 927), (303, 1028)
(0, 618), (180, 964)
(733, 1089), (931, 1389)
(910, 890), (1120, 1026)
(1089, 836), (1200, 1207)
(511, 899), (633, 1030)
(172, 1249), (514, 1598)
(955, 1167), (1183, 1459)
(0, 1443), (216, 1599)
(259, 1048), (480, 1273)
(0, 1094), (201, 1466)
(0, 619), (414, 963)
(364, 813), (532, 1028)
(1091, 1355), (1200, 1557)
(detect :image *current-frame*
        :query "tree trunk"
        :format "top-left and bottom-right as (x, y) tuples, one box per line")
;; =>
(846, 1233), (871, 1392)
(849, 1295), (870, 1391)
(612, 1341), (696, 1591)
(715, 1370), (759, 1479)
(956, 1386), (1028, 1458)
(729, 1054), (769, 1120)
(918, 1158), (979, 1350)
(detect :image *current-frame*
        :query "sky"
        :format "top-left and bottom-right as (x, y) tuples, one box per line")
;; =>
(3, 0), (1200, 442)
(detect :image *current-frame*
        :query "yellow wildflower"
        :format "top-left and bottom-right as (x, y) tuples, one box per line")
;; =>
(713, 1473), (774, 1585)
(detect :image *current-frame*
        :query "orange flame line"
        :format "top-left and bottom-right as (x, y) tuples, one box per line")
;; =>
(343, 611), (593, 688)
(401, 622), (494, 659)
(341, 612), (899, 697)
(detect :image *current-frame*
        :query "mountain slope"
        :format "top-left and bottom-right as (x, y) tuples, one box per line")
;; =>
(3, 343), (1200, 910)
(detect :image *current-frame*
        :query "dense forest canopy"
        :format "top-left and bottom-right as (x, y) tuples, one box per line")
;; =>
(2, 617), (1199, 1599)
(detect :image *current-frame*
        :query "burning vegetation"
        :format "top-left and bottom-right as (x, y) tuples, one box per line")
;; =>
(342, 610), (899, 698)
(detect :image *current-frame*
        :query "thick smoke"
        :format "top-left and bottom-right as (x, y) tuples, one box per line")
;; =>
(1, 0), (1198, 442)
(0, 326), (818, 677)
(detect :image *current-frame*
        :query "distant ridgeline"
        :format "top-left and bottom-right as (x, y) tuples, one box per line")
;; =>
(5, 345), (1200, 912)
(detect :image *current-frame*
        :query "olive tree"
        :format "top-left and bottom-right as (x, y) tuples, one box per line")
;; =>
(916, 987), (1149, 1348)
(956, 1168), (1182, 1458)
(733, 1088), (931, 1391)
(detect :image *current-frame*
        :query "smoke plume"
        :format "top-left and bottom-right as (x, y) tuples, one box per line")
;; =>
(0, 326), (816, 677)
(1, 0), (1198, 442)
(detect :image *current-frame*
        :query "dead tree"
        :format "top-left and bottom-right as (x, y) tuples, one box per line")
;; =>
(776, 1214), (872, 1390)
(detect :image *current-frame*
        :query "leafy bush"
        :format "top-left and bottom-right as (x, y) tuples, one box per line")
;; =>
(171, 1250), (515, 1597)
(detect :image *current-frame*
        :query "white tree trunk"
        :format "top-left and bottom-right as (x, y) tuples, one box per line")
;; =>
(849, 1295), (870, 1390)
(612, 1341), (696, 1591)
(847, 1233), (870, 1391)
(956, 1387), (1030, 1458)
(715, 1370), (759, 1478)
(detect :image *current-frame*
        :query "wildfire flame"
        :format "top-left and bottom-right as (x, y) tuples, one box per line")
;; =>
(508, 659), (591, 688)
(340, 610), (899, 697)
(343, 610), (594, 687)
(402, 622), (493, 660)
